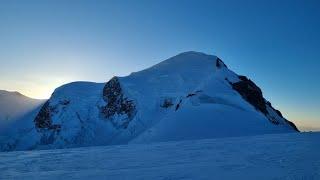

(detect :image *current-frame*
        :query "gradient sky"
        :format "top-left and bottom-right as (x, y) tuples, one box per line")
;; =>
(0, 0), (319, 130)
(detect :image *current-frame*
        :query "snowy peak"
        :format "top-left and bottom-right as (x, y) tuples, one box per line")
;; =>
(139, 51), (226, 76)
(0, 90), (31, 100)
(123, 51), (238, 102)
(0, 90), (19, 96)
(1, 52), (299, 151)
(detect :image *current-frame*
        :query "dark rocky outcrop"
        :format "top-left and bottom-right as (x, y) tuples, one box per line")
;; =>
(34, 101), (52, 129)
(266, 101), (283, 118)
(266, 101), (299, 132)
(101, 77), (136, 129)
(216, 58), (227, 68)
(175, 99), (182, 111)
(231, 76), (267, 115)
(34, 101), (61, 131)
(231, 76), (299, 132)
(186, 93), (196, 98)
(285, 120), (299, 132)
(161, 98), (174, 108)
(59, 99), (70, 106)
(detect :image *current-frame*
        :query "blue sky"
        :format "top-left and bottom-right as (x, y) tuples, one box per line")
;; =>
(0, 0), (319, 130)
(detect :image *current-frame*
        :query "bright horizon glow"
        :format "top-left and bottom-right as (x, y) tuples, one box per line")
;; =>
(0, 0), (319, 131)
(1, 80), (69, 100)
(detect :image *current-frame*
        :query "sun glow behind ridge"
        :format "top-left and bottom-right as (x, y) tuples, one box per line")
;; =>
(1, 77), (73, 100)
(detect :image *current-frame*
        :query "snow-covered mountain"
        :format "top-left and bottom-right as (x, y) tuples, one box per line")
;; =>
(0, 51), (299, 151)
(0, 91), (44, 143)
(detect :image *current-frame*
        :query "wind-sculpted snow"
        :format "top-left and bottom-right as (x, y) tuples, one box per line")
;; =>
(0, 51), (299, 151)
(0, 133), (319, 180)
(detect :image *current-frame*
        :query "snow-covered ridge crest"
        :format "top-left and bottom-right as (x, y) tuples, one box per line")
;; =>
(1, 51), (299, 151)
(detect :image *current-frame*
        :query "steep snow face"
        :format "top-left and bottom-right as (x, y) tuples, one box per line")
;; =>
(1, 52), (298, 151)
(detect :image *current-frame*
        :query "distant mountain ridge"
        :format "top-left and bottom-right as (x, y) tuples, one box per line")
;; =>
(0, 90), (44, 126)
(0, 90), (45, 144)
(1, 52), (299, 151)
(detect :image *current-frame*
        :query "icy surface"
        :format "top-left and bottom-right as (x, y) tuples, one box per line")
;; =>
(0, 132), (319, 180)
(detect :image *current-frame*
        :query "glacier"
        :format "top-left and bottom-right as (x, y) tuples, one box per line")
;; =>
(0, 132), (318, 180)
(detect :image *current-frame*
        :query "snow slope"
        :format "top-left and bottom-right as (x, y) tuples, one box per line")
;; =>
(0, 91), (44, 140)
(0, 51), (299, 151)
(0, 132), (319, 180)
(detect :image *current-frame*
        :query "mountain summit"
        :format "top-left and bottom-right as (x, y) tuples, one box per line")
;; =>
(1, 52), (298, 151)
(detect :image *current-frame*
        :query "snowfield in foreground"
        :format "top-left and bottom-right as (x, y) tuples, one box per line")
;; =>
(1, 132), (319, 180)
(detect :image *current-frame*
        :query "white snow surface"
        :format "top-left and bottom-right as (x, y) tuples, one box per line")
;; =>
(0, 132), (319, 180)
(0, 51), (297, 151)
